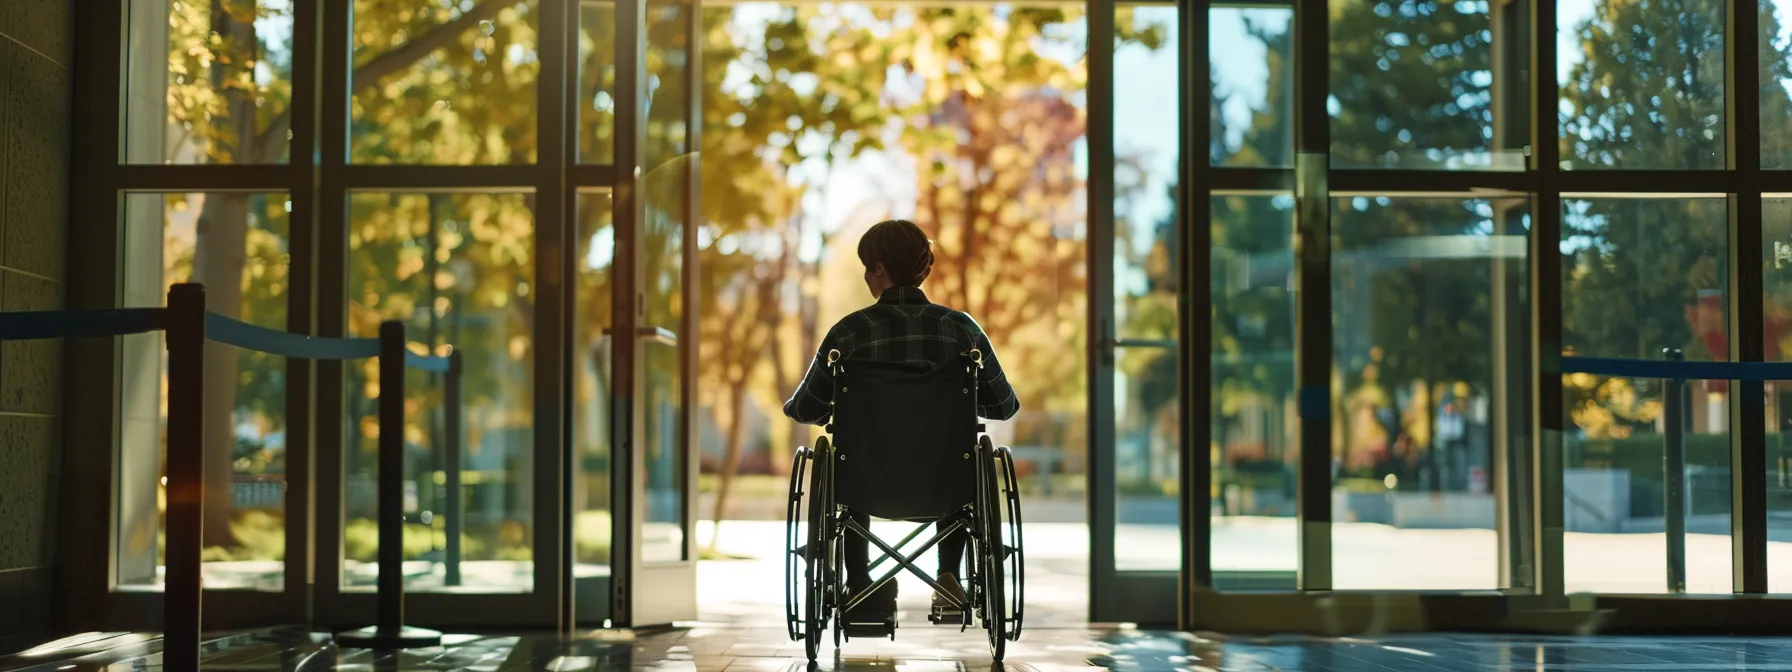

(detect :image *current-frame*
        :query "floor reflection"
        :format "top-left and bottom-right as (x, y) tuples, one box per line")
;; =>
(4, 626), (1789, 671)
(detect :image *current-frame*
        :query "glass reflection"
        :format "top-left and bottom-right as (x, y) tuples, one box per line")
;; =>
(344, 192), (537, 592)
(1210, 6), (1292, 168)
(349, 0), (541, 165)
(579, 2), (618, 164)
(1562, 197), (1732, 593)
(117, 192), (291, 591)
(1115, 3), (1179, 572)
(125, 0), (294, 164)
(1211, 194), (1298, 587)
(1329, 0), (1517, 170)
(1557, 0), (1725, 170)
(1329, 196), (1526, 590)
(1758, 198), (1792, 591)
(641, 159), (688, 564)
(574, 191), (614, 589)
(1764, 1), (1792, 169)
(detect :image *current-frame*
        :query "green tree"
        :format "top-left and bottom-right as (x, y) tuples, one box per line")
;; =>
(163, 0), (296, 548)
(1208, 0), (1509, 485)
(1557, 0), (1792, 437)
(166, 0), (541, 555)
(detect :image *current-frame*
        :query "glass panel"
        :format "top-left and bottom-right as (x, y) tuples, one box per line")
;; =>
(574, 191), (614, 587)
(344, 192), (536, 592)
(638, 0), (691, 566)
(1557, 0), (1726, 170)
(1762, 1), (1792, 168)
(1329, 0), (1518, 170)
(1113, 3), (1179, 572)
(578, 2), (617, 164)
(1211, 193), (1298, 589)
(642, 162), (687, 564)
(124, 0), (294, 164)
(1210, 6), (1293, 168)
(1562, 196), (1732, 593)
(1760, 197), (1792, 590)
(116, 192), (291, 590)
(1329, 196), (1527, 590)
(349, 1), (540, 165)
(645, 0), (691, 169)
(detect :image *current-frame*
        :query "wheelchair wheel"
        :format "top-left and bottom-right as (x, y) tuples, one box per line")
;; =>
(976, 435), (1007, 662)
(784, 446), (813, 642)
(993, 443), (1025, 640)
(803, 436), (836, 662)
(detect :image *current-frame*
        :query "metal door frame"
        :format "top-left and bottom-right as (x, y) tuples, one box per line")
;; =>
(607, 0), (703, 628)
(1176, 0), (1786, 634)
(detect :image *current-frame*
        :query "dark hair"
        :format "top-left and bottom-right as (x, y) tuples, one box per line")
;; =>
(857, 219), (935, 287)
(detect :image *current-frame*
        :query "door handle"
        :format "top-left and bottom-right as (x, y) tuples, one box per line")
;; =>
(599, 326), (679, 347)
(638, 326), (677, 347)
(1110, 338), (1176, 349)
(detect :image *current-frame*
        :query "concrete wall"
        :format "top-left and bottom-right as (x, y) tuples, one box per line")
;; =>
(0, 0), (72, 655)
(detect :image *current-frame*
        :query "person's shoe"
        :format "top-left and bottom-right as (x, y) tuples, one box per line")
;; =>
(844, 580), (897, 623)
(931, 572), (969, 615)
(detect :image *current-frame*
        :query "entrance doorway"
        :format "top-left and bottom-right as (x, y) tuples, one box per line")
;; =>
(686, 1), (1135, 626)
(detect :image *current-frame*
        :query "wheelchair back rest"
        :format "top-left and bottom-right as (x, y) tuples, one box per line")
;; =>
(829, 356), (980, 520)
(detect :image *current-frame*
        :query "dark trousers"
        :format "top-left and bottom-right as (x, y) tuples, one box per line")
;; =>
(845, 511), (968, 588)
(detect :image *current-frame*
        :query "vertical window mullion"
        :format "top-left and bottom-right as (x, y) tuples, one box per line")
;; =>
(1527, 0), (1566, 602)
(1292, 0), (1332, 593)
(1727, 0), (1768, 596)
(1181, 0), (1214, 627)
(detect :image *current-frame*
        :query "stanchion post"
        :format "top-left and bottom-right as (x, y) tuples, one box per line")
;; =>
(337, 321), (442, 648)
(377, 320), (406, 631)
(444, 349), (463, 587)
(164, 282), (206, 670)
(1662, 347), (1687, 594)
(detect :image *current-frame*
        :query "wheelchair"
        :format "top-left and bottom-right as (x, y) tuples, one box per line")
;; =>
(784, 348), (1025, 662)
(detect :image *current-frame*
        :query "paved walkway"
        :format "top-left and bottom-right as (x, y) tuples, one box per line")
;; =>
(697, 517), (1792, 624)
(187, 518), (1792, 606)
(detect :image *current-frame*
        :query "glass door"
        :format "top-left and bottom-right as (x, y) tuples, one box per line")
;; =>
(610, 0), (700, 627)
(1088, 0), (1184, 626)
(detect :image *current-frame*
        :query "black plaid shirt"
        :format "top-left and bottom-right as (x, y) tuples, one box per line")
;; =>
(783, 286), (1021, 426)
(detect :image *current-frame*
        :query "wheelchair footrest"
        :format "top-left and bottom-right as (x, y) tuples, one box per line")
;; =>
(927, 607), (971, 626)
(842, 620), (896, 640)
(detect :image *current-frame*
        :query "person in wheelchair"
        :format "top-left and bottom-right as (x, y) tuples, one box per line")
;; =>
(783, 219), (1020, 624)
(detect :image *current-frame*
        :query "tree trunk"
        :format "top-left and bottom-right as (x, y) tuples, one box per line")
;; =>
(195, 192), (250, 548)
(708, 364), (749, 553)
(192, 0), (260, 549)
(764, 215), (798, 472)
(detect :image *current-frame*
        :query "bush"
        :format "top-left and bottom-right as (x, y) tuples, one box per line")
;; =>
(342, 519), (490, 562)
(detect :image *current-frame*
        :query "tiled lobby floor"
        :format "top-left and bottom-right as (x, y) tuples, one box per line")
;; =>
(6, 626), (1792, 671)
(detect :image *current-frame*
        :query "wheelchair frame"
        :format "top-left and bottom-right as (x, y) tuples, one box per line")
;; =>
(784, 348), (1026, 662)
